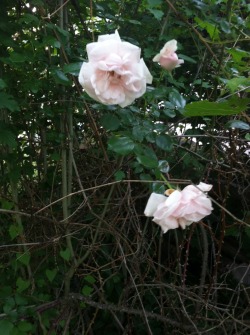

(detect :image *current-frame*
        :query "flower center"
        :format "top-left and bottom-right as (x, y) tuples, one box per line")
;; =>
(108, 70), (121, 81)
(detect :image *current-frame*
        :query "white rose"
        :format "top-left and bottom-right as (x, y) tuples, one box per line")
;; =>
(79, 30), (152, 107)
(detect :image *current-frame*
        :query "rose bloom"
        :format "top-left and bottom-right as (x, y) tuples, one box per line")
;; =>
(144, 182), (213, 233)
(153, 39), (184, 71)
(78, 30), (153, 107)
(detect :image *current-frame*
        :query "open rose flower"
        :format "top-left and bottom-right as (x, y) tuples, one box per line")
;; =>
(78, 30), (153, 107)
(153, 39), (184, 71)
(144, 182), (213, 233)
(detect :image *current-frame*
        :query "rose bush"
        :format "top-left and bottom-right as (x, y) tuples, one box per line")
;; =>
(144, 182), (213, 233)
(153, 39), (184, 71)
(78, 30), (152, 107)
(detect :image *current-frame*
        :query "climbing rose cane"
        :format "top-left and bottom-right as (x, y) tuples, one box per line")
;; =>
(78, 30), (152, 107)
(144, 182), (213, 233)
(153, 39), (184, 71)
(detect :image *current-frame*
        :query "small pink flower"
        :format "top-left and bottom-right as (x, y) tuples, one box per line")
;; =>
(153, 39), (184, 71)
(78, 30), (152, 107)
(144, 182), (213, 233)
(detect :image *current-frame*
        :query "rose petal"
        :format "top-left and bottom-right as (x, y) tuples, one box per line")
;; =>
(144, 193), (166, 217)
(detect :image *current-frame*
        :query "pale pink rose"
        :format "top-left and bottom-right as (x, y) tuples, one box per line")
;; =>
(144, 182), (213, 233)
(78, 30), (153, 107)
(153, 39), (184, 71)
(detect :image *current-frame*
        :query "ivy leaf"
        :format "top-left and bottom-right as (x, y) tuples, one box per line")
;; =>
(84, 275), (96, 284)
(195, 17), (220, 40)
(46, 268), (58, 282)
(9, 224), (23, 240)
(226, 77), (250, 93)
(16, 277), (30, 293)
(227, 48), (250, 62)
(60, 248), (71, 261)
(82, 285), (93, 296)
(114, 170), (126, 181)
(16, 252), (30, 266)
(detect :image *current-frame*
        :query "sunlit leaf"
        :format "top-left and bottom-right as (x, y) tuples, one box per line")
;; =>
(184, 99), (249, 116)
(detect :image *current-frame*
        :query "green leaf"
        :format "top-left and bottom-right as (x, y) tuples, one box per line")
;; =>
(226, 77), (250, 93)
(225, 120), (250, 130)
(0, 320), (14, 335)
(220, 20), (231, 34)
(17, 321), (32, 332)
(245, 133), (250, 140)
(52, 69), (71, 85)
(16, 278), (30, 293)
(84, 275), (96, 284)
(184, 100), (249, 117)
(46, 268), (58, 282)
(18, 13), (39, 25)
(9, 52), (27, 63)
(100, 114), (120, 131)
(43, 36), (61, 48)
(9, 224), (23, 240)
(227, 48), (250, 62)
(178, 54), (197, 64)
(0, 78), (7, 89)
(156, 134), (173, 151)
(16, 252), (30, 266)
(114, 170), (126, 181)
(147, 0), (162, 6)
(163, 109), (176, 118)
(132, 125), (146, 142)
(81, 285), (93, 296)
(135, 146), (158, 168)
(148, 8), (164, 20)
(3, 297), (15, 314)
(60, 248), (71, 261)
(169, 91), (186, 109)
(108, 136), (134, 155)
(1, 199), (14, 210)
(195, 17), (220, 40)
(63, 62), (82, 75)
(0, 92), (19, 112)
(0, 127), (17, 148)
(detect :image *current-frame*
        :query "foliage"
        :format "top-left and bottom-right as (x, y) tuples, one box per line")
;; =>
(0, 0), (249, 334)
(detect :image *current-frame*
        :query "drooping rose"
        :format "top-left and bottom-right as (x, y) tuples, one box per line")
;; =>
(78, 30), (153, 107)
(153, 39), (184, 71)
(144, 182), (213, 233)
